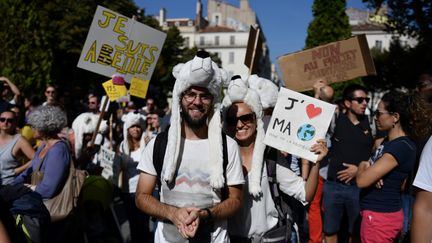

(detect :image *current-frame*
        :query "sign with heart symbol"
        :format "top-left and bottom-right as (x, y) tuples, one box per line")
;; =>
(264, 87), (336, 162)
(306, 104), (322, 119)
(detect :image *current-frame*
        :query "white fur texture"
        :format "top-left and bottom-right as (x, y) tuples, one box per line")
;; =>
(248, 74), (279, 109)
(120, 111), (146, 155)
(72, 112), (108, 158)
(163, 54), (228, 188)
(222, 76), (266, 197)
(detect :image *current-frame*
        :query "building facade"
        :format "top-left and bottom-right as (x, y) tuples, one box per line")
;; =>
(347, 7), (417, 52)
(157, 0), (273, 80)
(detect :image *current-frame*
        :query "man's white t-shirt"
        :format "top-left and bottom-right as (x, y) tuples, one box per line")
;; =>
(137, 135), (245, 243)
(413, 136), (432, 192)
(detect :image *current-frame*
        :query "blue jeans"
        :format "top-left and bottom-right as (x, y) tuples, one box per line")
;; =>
(401, 193), (414, 235)
(322, 180), (360, 235)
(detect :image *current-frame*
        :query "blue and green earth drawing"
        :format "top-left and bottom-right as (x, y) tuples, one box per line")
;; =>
(296, 124), (316, 141)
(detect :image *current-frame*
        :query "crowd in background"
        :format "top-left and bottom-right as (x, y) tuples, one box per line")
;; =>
(0, 64), (431, 243)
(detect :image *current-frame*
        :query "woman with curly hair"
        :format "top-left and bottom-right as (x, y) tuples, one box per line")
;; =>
(356, 91), (432, 243)
(13, 105), (70, 200)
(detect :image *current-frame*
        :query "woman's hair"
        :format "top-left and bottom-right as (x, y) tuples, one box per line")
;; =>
(28, 105), (67, 138)
(381, 91), (432, 140)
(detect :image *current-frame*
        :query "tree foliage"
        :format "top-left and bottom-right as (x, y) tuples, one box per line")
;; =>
(0, 0), (203, 108)
(362, 0), (432, 88)
(306, 0), (352, 49)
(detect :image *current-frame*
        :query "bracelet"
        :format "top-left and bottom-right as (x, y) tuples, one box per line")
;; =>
(202, 208), (213, 222)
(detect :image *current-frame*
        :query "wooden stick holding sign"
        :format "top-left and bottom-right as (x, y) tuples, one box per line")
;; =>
(244, 25), (262, 75)
(89, 96), (109, 148)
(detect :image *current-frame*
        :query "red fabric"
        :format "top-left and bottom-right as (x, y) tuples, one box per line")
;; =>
(360, 209), (403, 243)
(308, 176), (324, 243)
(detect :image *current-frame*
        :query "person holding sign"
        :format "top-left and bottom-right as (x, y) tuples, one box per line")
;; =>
(356, 91), (432, 243)
(136, 51), (244, 242)
(118, 111), (150, 242)
(222, 76), (327, 242)
(323, 84), (374, 243)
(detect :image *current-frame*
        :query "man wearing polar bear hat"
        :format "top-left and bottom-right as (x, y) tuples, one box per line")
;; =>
(136, 51), (245, 242)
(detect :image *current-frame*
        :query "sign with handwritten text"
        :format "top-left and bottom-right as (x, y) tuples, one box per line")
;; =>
(278, 35), (376, 92)
(77, 5), (166, 83)
(129, 77), (150, 98)
(102, 79), (127, 101)
(100, 147), (115, 180)
(264, 87), (336, 162)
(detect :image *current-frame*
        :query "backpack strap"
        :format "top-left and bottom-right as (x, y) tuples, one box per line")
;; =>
(152, 130), (229, 196)
(153, 131), (169, 189)
(265, 147), (294, 227)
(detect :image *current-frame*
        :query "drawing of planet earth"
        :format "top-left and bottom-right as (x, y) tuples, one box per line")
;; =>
(297, 124), (316, 141)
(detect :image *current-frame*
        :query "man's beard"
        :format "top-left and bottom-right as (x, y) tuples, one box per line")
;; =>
(181, 105), (209, 129)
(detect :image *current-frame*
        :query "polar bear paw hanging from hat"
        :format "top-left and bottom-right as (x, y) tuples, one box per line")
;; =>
(163, 51), (229, 189)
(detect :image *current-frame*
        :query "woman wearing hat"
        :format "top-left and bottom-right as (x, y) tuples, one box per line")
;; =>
(119, 111), (151, 242)
(222, 76), (328, 242)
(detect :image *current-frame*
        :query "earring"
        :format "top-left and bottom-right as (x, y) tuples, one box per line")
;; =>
(392, 123), (395, 128)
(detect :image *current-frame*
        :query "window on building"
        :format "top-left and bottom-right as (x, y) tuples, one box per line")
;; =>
(200, 36), (205, 46)
(375, 40), (382, 51)
(230, 35), (235, 45)
(229, 52), (234, 64)
(215, 15), (220, 26)
(215, 36), (220, 46)
(184, 37), (190, 47)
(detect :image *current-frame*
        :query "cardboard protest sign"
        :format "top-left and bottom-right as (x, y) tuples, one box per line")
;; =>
(264, 87), (336, 162)
(244, 25), (262, 75)
(100, 146), (115, 180)
(278, 35), (376, 92)
(77, 5), (166, 84)
(102, 79), (127, 101)
(129, 77), (150, 99)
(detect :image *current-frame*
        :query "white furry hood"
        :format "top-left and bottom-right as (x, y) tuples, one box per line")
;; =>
(222, 75), (266, 197)
(164, 51), (228, 189)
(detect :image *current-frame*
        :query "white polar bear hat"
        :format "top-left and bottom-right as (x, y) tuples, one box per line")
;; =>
(222, 75), (266, 197)
(164, 51), (229, 189)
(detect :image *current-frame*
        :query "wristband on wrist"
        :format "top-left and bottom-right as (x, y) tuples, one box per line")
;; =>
(202, 208), (213, 222)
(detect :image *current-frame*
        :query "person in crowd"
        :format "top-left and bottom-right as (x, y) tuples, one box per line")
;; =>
(0, 110), (35, 185)
(136, 51), (244, 242)
(118, 111), (150, 242)
(141, 97), (157, 116)
(144, 111), (162, 145)
(0, 76), (21, 106)
(12, 105), (69, 199)
(323, 84), (374, 243)
(222, 76), (326, 241)
(412, 134), (432, 242)
(303, 79), (335, 243)
(42, 85), (58, 106)
(87, 94), (100, 114)
(71, 112), (108, 172)
(356, 91), (432, 242)
(416, 72), (432, 103)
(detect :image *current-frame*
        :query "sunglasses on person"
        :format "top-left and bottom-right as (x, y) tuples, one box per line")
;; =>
(373, 110), (393, 118)
(226, 113), (256, 125)
(0, 117), (14, 123)
(45, 90), (55, 94)
(350, 97), (370, 103)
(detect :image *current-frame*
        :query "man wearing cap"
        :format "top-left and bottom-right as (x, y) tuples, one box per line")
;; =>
(136, 51), (244, 242)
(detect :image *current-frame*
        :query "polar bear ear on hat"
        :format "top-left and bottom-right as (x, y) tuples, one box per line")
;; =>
(227, 76), (248, 102)
(172, 63), (185, 79)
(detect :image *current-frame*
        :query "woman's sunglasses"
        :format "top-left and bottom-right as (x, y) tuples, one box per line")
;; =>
(226, 113), (255, 125)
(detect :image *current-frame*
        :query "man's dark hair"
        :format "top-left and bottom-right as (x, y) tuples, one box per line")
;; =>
(342, 84), (368, 101)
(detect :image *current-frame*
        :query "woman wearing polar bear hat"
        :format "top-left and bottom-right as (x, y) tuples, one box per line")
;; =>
(222, 75), (327, 241)
(136, 51), (245, 242)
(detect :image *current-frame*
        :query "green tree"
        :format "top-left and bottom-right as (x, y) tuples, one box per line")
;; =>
(362, 0), (432, 85)
(306, 0), (352, 49)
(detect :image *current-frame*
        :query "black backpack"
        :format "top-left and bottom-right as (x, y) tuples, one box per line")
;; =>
(262, 146), (294, 241)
